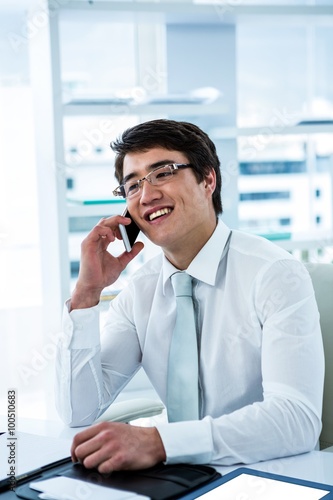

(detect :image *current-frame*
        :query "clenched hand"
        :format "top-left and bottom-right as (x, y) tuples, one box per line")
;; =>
(71, 421), (166, 473)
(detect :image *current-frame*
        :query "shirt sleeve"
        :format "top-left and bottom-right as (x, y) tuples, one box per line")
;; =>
(55, 294), (142, 427)
(157, 259), (325, 465)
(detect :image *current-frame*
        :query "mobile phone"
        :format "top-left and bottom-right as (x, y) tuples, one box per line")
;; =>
(119, 208), (141, 252)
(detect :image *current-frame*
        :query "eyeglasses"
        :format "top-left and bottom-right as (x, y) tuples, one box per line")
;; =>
(113, 163), (192, 199)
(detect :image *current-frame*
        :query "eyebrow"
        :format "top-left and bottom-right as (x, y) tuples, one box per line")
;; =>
(122, 159), (177, 185)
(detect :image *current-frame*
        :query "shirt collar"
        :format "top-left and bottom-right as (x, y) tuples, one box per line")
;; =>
(162, 217), (231, 293)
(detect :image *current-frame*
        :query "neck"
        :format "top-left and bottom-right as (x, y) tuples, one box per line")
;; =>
(163, 217), (218, 270)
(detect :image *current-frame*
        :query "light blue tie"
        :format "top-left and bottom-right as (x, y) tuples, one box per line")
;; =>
(167, 272), (199, 422)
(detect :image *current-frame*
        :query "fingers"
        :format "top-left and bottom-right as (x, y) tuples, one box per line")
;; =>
(80, 215), (136, 256)
(86, 215), (131, 244)
(71, 422), (103, 461)
(71, 422), (166, 473)
(71, 422), (131, 472)
(73, 434), (112, 470)
(97, 214), (132, 231)
(118, 241), (144, 267)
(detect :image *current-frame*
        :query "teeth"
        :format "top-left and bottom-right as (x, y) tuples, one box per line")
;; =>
(149, 208), (171, 221)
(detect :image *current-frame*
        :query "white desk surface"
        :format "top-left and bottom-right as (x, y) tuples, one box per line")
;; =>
(1, 415), (333, 486)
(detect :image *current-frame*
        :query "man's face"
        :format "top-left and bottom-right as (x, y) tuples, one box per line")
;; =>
(123, 147), (217, 263)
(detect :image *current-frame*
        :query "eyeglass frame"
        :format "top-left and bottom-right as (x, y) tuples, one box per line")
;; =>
(112, 163), (193, 199)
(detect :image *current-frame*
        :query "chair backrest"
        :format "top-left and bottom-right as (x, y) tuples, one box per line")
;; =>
(305, 263), (333, 449)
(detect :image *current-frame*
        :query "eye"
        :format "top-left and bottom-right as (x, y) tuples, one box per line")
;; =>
(155, 168), (172, 179)
(127, 181), (139, 193)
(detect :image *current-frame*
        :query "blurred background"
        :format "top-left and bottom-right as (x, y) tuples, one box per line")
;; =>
(1, 0), (333, 421)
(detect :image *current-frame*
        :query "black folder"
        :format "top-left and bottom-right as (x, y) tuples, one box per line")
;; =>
(13, 460), (221, 500)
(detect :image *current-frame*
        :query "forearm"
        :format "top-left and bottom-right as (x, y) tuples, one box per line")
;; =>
(55, 303), (108, 426)
(157, 396), (322, 466)
(209, 396), (321, 465)
(55, 299), (142, 426)
(55, 344), (105, 426)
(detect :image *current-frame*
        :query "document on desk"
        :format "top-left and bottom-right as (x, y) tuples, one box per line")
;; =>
(198, 472), (330, 500)
(30, 476), (149, 500)
(0, 431), (71, 479)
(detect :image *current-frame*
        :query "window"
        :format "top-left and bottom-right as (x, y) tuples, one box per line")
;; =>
(240, 161), (306, 176)
(237, 20), (333, 236)
(240, 191), (290, 201)
(0, 8), (45, 417)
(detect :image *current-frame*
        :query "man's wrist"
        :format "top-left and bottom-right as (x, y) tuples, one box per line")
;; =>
(70, 285), (103, 311)
(152, 427), (167, 464)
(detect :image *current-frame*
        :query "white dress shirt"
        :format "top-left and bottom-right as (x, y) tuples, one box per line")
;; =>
(56, 218), (324, 466)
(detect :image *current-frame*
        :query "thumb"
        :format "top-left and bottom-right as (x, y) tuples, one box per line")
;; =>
(118, 241), (144, 269)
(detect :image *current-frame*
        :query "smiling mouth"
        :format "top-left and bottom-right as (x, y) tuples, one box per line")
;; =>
(148, 208), (172, 221)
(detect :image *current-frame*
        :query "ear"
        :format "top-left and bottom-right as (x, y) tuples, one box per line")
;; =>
(203, 169), (216, 196)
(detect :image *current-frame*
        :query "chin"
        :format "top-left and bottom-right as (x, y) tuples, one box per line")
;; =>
(144, 229), (172, 248)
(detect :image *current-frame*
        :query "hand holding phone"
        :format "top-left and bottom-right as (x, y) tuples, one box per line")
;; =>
(119, 208), (141, 252)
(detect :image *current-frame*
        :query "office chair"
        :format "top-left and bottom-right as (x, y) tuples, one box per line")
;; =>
(305, 262), (333, 452)
(97, 397), (165, 424)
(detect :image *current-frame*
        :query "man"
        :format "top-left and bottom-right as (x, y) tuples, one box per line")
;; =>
(56, 119), (324, 474)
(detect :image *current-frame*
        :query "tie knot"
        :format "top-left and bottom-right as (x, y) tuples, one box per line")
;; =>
(171, 272), (193, 297)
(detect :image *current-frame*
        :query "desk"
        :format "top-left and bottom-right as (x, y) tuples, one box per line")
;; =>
(1, 416), (333, 497)
(218, 450), (333, 485)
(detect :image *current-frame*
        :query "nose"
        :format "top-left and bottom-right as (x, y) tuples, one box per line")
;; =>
(139, 178), (163, 204)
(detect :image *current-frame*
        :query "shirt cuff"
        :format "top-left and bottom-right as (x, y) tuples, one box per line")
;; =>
(62, 300), (100, 349)
(156, 420), (213, 464)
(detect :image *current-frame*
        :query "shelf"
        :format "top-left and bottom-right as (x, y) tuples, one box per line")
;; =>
(62, 1), (333, 19)
(63, 102), (228, 117)
(258, 232), (291, 241)
(270, 232), (333, 252)
(67, 200), (126, 217)
(211, 123), (333, 139)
